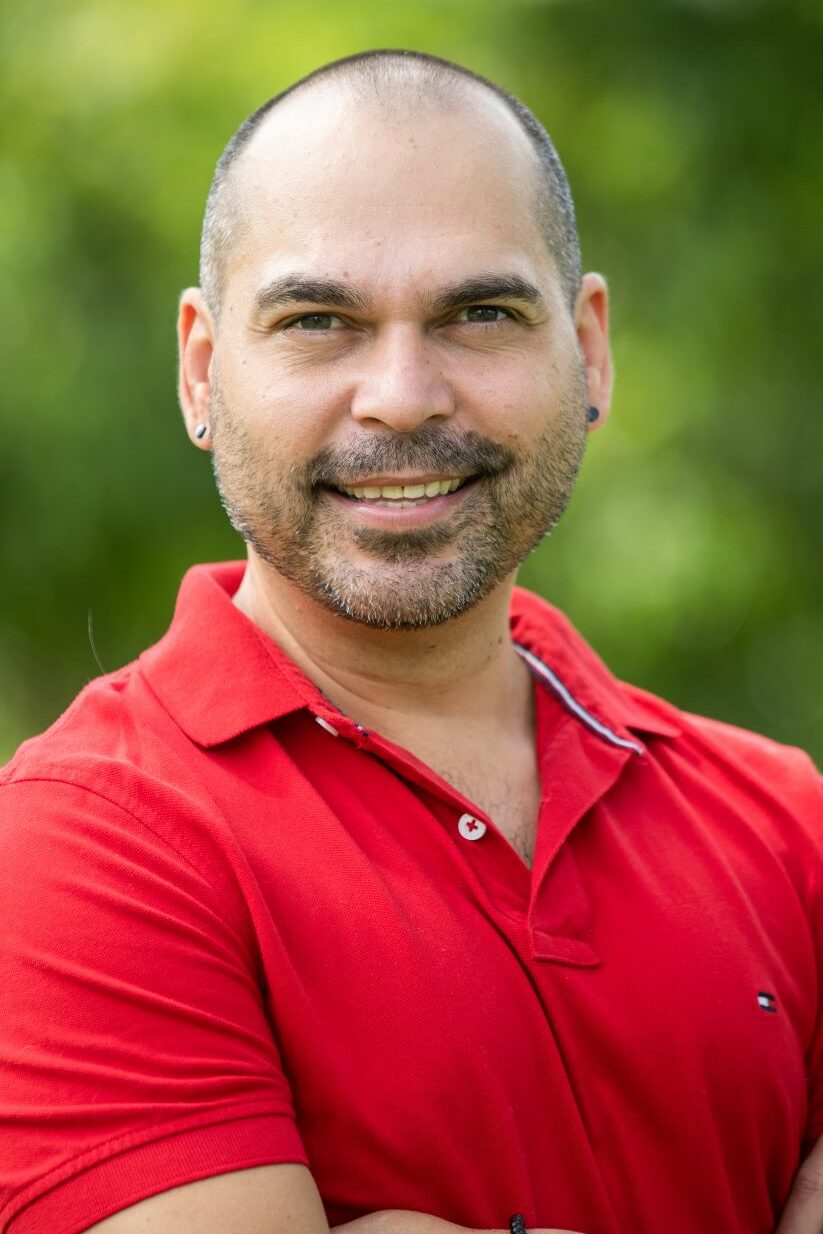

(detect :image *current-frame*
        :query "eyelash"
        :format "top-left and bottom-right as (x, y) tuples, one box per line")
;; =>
(284, 313), (341, 332)
(455, 306), (515, 326)
(281, 305), (516, 333)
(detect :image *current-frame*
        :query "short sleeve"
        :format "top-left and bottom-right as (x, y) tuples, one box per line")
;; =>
(0, 778), (307, 1234)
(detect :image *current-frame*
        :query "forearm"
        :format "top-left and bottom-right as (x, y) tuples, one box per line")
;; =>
(334, 1212), (483, 1234)
(333, 1211), (579, 1234)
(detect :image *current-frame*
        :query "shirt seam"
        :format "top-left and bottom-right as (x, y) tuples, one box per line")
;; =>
(0, 1101), (294, 1228)
(0, 774), (256, 961)
(1, 774), (221, 886)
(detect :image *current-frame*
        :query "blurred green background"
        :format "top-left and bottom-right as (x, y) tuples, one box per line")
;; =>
(1, 0), (821, 762)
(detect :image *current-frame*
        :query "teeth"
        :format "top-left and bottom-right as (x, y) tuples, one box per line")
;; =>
(340, 477), (467, 501)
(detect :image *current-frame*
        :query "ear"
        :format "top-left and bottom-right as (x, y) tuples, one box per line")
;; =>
(575, 272), (613, 431)
(177, 287), (215, 449)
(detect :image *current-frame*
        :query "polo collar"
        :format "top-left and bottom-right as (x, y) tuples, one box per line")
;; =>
(509, 587), (681, 747)
(139, 562), (318, 746)
(139, 562), (680, 749)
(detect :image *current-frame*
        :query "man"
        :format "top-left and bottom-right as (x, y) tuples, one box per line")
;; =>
(1, 49), (822, 1234)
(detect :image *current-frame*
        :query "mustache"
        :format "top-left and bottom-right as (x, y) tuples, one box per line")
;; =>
(306, 428), (515, 489)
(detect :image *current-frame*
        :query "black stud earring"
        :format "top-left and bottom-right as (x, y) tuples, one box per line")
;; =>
(194, 424), (208, 440)
(587, 405), (600, 423)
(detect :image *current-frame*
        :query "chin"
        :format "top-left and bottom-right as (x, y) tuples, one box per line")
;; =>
(307, 559), (502, 630)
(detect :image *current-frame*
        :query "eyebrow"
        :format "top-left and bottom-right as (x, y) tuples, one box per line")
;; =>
(252, 271), (544, 317)
(428, 274), (544, 314)
(253, 276), (371, 315)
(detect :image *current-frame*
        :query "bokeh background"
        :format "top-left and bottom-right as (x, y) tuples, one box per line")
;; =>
(1, 0), (821, 762)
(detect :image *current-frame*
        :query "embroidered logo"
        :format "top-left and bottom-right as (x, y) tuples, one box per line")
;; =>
(757, 991), (777, 1013)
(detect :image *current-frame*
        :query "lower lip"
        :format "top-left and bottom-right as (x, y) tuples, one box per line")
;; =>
(325, 482), (475, 529)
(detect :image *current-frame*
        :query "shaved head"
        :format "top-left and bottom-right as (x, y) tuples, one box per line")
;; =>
(199, 50), (582, 321)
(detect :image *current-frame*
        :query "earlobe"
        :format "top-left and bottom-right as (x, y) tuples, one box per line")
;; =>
(177, 288), (215, 448)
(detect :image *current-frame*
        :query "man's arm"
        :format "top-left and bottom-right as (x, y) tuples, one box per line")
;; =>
(81, 1163), (582, 1234)
(776, 1136), (823, 1234)
(81, 1136), (823, 1234)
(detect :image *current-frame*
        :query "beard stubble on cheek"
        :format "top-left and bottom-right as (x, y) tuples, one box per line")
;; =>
(208, 379), (589, 630)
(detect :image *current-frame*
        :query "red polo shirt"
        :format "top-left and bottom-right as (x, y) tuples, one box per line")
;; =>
(1, 562), (822, 1234)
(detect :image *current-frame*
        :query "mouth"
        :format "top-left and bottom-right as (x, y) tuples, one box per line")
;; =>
(332, 475), (473, 508)
(321, 473), (478, 532)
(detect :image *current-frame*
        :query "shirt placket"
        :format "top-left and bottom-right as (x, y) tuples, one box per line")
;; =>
(309, 704), (533, 911)
(305, 699), (637, 1234)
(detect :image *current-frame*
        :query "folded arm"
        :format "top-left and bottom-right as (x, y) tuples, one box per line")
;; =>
(82, 1164), (582, 1234)
(775, 1136), (823, 1234)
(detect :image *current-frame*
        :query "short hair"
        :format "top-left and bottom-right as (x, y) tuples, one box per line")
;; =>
(199, 50), (582, 319)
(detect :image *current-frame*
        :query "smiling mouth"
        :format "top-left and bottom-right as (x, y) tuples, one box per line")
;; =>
(333, 476), (472, 507)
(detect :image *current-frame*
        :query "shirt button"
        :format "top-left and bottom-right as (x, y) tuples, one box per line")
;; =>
(458, 813), (487, 841)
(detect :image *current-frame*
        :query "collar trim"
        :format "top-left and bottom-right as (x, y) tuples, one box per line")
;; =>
(508, 586), (681, 743)
(516, 645), (644, 755)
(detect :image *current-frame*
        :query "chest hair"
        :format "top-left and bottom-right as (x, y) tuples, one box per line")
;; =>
(425, 758), (541, 868)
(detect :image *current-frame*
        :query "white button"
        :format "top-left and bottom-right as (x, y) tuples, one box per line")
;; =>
(458, 813), (487, 841)
(314, 716), (339, 737)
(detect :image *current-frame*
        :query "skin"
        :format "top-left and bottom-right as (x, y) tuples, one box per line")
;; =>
(84, 77), (822, 1233)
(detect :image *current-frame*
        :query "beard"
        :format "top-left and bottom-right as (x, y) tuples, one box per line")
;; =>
(209, 376), (589, 630)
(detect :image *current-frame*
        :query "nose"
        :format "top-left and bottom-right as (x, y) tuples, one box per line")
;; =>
(349, 325), (456, 432)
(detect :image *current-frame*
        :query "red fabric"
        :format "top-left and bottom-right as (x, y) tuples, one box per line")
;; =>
(1, 561), (822, 1234)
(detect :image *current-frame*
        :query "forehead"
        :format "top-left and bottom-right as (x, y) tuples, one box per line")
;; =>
(224, 84), (554, 300)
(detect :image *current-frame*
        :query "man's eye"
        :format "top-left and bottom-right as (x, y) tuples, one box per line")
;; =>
(287, 313), (342, 331)
(457, 306), (512, 324)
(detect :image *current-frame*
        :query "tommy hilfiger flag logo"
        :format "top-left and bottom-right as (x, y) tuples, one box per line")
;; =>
(757, 991), (777, 1013)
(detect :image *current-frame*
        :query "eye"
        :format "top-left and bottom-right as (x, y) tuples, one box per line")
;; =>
(285, 313), (344, 332)
(455, 305), (514, 325)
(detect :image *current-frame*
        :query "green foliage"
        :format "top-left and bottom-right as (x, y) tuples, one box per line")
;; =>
(2, 0), (822, 760)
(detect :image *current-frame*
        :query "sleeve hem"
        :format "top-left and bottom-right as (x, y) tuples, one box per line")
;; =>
(5, 1111), (308, 1234)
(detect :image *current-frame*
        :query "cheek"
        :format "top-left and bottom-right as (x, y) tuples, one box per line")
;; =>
(467, 367), (562, 447)
(219, 370), (331, 465)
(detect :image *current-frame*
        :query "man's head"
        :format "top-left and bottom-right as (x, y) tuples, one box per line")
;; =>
(178, 50), (613, 629)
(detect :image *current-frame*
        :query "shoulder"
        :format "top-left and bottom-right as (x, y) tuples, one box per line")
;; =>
(5, 659), (155, 777)
(3, 659), (193, 808)
(511, 584), (822, 830)
(660, 699), (822, 821)
(0, 661), (248, 912)
(614, 681), (823, 901)
(616, 668), (821, 800)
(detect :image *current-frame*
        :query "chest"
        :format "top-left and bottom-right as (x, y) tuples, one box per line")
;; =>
(425, 745), (542, 866)
(205, 722), (814, 1234)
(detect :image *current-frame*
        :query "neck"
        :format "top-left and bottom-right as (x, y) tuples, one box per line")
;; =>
(232, 552), (532, 735)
